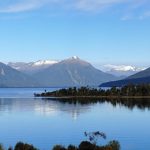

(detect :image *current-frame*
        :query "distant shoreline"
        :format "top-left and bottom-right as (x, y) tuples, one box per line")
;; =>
(34, 95), (150, 99)
(34, 85), (150, 100)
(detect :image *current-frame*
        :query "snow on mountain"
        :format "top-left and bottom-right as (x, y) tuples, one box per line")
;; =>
(32, 60), (58, 66)
(8, 60), (58, 74)
(72, 56), (79, 59)
(104, 64), (145, 72)
(33, 57), (117, 87)
(7, 58), (147, 78)
(103, 64), (146, 77)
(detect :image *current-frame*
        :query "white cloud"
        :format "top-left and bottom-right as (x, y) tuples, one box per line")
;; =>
(0, 0), (58, 13)
(74, 0), (127, 11)
(0, 0), (150, 20)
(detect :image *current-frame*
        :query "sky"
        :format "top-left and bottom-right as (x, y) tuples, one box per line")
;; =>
(0, 0), (150, 67)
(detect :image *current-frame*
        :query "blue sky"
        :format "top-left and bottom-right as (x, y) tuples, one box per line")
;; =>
(0, 0), (150, 66)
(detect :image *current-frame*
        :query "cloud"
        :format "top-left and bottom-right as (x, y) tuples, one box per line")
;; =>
(0, 0), (150, 20)
(0, 0), (134, 13)
(121, 15), (133, 21)
(0, 0), (58, 13)
(120, 0), (150, 20)
(139, 11), (150, 20)
(74, 0), (127, 11)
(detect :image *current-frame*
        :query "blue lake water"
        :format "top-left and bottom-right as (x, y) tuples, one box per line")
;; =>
(0, 88), (150, 150)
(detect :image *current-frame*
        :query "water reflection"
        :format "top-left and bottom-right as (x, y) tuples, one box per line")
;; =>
(1, 98), (150, 118)
(0, 98), (93, 120)
(43, 98), (150, 110)
(0, 98), (150, 150)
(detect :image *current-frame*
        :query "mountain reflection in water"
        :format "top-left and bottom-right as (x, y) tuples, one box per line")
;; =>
(0, 95), (150, 150)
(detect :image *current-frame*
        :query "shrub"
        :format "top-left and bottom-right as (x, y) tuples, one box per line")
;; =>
(107, 141), (120, 150)
(14, 142), (37, 150)
(67, 145), (77, 150)
(52, 145), (66, 150)
(79, 141), (95, 150)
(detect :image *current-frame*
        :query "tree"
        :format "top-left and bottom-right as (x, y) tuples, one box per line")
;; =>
(107, 141), (120, 150)
(79, 141), (95, 150)
(53, 145), (66, 150)
(14, 142), (37, 150)
(67, 145), (77, 150)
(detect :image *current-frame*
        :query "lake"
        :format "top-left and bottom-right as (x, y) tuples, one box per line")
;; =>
(0, 88), (150, 150)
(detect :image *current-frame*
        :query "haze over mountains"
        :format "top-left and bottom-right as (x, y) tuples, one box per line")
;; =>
(0, 56), (118, 87)
(0, 62), (38, 87)
(0, 56), (148, 87)
(8, 58), (144, 77)
(33, 56), (117, 87)
(8, 60), (58, 75)
(104, 64), (145, 77)
(101, 67), (150, 87)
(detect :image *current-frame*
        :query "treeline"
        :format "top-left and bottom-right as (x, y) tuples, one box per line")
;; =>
(53, 140), (120, 150)
(0, 140), (120, 150)
(0, 131), (120, 150)
(0, 142), (37, 150)
(107, 84), (150, 97)
(35, 84), (150, 97)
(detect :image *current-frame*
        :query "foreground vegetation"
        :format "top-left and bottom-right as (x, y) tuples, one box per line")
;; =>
(35, 84), (150, 98)
(0, 141), (120, 150)
(0, 132), (120, 150)
(53, 140), (120, 150)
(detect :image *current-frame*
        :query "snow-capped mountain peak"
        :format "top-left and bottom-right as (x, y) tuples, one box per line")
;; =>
(72, 56), (79, 59)
(66, 56), (80, 61)
(104, 64), (146, 72)
(7, 60), (59, 75)
(103, 64), (147, 77)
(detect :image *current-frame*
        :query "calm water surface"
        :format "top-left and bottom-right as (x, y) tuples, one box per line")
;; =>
(0, 88), (150, 150)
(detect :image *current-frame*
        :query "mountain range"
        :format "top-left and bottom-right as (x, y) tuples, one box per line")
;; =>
(100, 67), (150, 87)
(8, 60), (58, 75)
(33, 56), (117, 87)
(8, 59), (144, 77)
(0, 56), (117, 87)
(103, 64), (145, 77)
(1, 56), (149, 87)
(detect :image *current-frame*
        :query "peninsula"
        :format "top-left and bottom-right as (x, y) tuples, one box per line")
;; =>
(34, 84), (150, 99)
